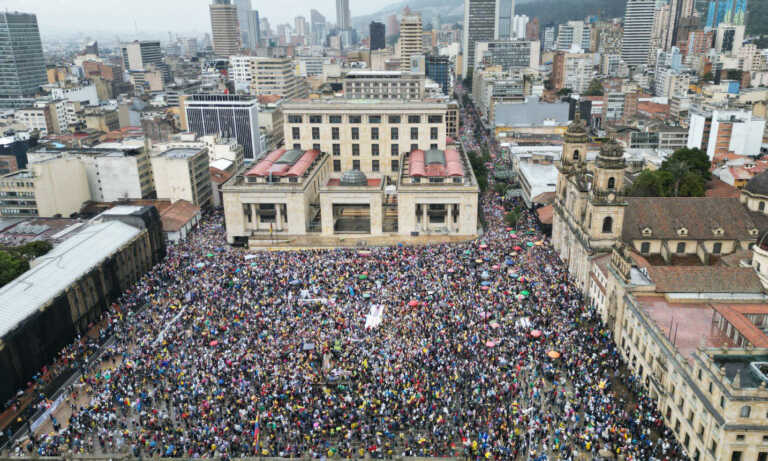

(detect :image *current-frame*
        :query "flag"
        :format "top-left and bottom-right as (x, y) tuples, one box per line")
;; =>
(253, 415), (260, 445)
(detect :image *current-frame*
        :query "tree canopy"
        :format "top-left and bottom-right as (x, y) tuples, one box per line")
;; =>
(583, 79), (604, 96)
(629, 148), (710, 197)
(0, 240), (53, 288)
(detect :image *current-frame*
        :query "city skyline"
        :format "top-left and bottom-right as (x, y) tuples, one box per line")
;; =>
(0, 0), (395, 37)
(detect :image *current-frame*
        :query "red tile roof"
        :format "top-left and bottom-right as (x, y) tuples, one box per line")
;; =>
(160, 200), (200, 232)
(705, 178), (740, 198)
(536, 205), (553, 225)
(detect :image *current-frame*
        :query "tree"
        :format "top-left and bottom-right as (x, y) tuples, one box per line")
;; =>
(702, 71), (714, 82)
(664, 159), (690, 197)
(505, 208), (522, 228)
(630, 170), (674, 197)
(0, 250), (29, 288)
(19, 240), (53, 258)
(661, 148), (711, 181)
(557, 88), (573, 96)
(584, 79), (604, 96)
(630, 147), (710, 197)
(493, 182), (508, 196)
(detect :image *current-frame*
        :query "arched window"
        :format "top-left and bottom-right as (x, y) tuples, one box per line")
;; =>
(573, 149), (580, 160)
(602, 217), (613, 233)
(740, 405), (751, 418)
(607, 177), (616, 190)
(760, 201), (765, 212)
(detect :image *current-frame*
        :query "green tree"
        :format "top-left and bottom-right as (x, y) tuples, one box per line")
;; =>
(0, 250), (29, 287)
(557, 88), (573, 96)
(661, 148), (711, 181)
(664, 159), (690, 197)
(504, 208), (522, 228)
(678, 172), (706, 197)
(19, 240), (53, 258)
(584, 79), (604, 96)
(493, 182), (508, 196)
(630, 170), (674, 197)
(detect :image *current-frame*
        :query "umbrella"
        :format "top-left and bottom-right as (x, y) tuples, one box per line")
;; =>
(475, 259), (483, 264)
(479, 244), (488, 250)
(448, 268), (455, 273)
(526, 242), (534, 247)
(547, 351), (561, 359)
(530, 330), (542, 338)
(510, 234), (518, 238)
(521, 290), (530, 296)
(481, 281), (491, 286)
(408, 300), (420, 307)
(513, 246), (522, 251)
(491, 265), (500, 270)
(481, 270), (490, 279)
(464, 250), (472, 255)
(358, 274), (368, 280)
(506, 227), (513, 231)
(481, 286), (490, 291)
(485, 341), (495, 347)
(535, 241), (544, 246)
(302, 342), (315, 351)
(518, 276), (525, 282)
(511, 252), (518, 256)
(209, 340), (218, 346)
(206, 253), (214, 257)
(505, 258), (514, 266)
(490, 321), (500, 329)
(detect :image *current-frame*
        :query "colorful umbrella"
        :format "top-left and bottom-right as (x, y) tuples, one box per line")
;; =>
(530, 330), (542, 338)
(521, 290), (530, 296)
(547, 350), (561, 359)
(408, 300), (420, 307)
(490, 321), (500, 329)
(485, 341), (495, 347)
(358, 274), (368, 280)
(526, 242), (534, 247)
(479, 244), (488, 250)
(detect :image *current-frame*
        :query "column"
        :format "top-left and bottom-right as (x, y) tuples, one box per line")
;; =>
(421, 204), (428, 232)
(447, 204), (454, 233)
(250, 204), (257, 229)
(275, 204), (283, 231)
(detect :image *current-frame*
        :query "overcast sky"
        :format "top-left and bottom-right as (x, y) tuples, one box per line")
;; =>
(2, 0), (394, 37)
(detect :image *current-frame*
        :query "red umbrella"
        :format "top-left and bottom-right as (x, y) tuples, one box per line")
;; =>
(408, 300), (420, 307)
(530, 330), (542, 338)
(479, 244), (488, 250)
(485, 341), (495, 347)
(209, 340), (218, 346)
(513, 246), (523, 251)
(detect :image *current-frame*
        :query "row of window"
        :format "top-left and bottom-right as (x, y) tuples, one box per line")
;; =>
(331, 159), (398, 173)
(287, 114), (443, 124)
(294, 126), (440, 141)
(292, 143), (439, 156)
(638, 241), (723, 254)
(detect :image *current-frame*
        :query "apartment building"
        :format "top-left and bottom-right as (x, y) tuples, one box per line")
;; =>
(552, 51), (594, 94)
(151, 147), (213, 209)
(399, 15), (423, 71)
(281, 99), (453, 179)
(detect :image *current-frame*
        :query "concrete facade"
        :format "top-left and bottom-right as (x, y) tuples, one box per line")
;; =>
(151, 147), (213, 209)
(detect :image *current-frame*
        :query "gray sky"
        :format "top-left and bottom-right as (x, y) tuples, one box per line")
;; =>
(1, 0), (394, 36)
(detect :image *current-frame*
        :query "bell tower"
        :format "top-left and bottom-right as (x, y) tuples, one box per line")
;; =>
(560, 112), (588, 169)
(585, 139), (628, 244)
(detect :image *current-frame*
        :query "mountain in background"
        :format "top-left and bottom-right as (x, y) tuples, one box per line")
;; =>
(353, 0), (766, 36)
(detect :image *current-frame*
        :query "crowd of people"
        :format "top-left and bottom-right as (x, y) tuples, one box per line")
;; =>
(6, 184), (689, 460)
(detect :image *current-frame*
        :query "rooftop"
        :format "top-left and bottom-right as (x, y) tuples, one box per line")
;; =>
(645, 266), (765, 294)
(157, 148), (203, 159)
(159, 200), (200, 232)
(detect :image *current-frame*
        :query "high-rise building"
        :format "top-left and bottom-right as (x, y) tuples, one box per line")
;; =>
(552, 51), (593, 93)
(248, 10), (261, 49)
(399, 15), (423, 72)
(543, 25), (556, 51)
(526, 18), (540, 41)
(311, 10), (327, 46)
(0, 12), (46, 99)
(556, 21), (591, 51)
(210, 0), (242, 56)
(234, 0), (252, 48)
(463, 0), (498, 77)
(475, 40), (540, 71)
(336, 0), (351, 30)
(184, 95), (262, 161)
(425, 55), (451, 95)
(706, 0), (747, 29)
(512, 15), (529, 40)
(622, 0), (655, 67)
(370, 21), (386, 51)
(121, 41), (162, 70)
(295, 16), (308, 37)
(387, 14), (400, 37)
(496, 0), (515, 40)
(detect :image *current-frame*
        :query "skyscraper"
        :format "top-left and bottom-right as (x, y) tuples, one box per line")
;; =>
(0, 11), (46, 99)
(399, 14), (423, 71)
(248, 10), (261, 49)
(311, 10), (327, 46)
(210, 0), (242, 56)
(496, 0), (515, 40)
(370, 21), (386, 51)
(622, 0), (655, 67)
(463, 0), (497, 77)
(234, 0), (252, 48)
(295, 16), (309, 37)
(425, 55), (451, 94)
(336, 0), (351, 30)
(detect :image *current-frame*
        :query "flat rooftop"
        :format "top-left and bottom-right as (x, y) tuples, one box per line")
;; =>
(158, 148), (202, 159)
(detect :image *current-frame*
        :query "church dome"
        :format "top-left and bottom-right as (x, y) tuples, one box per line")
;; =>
(599, 139), (624, 158)
(340, 169), (368, 186)
(564, 118), (588, 144)
(745, 171), (768, 197)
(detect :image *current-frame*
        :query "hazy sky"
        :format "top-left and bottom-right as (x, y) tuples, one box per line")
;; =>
(2, 0), (395, 37)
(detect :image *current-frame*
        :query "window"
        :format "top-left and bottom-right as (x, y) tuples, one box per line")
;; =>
(740, 406), (751, 418)
(329, 115), (342, 123)
(758, 453), (767, 461)
(389, 115), (401, 123)
(312, 127), (320, 140)
(312, 143), (320, 151)
(391, 127), (399, 140)
(391, 159), (399, 171)
(713, 242), (722, 254)
(309, 115), (322, 124)
(352, 159), (360, 170)
(602, 217), (613, 233)
(292, 127), (300, 140)
(607, 177), (615, 190)
(408, 115), (420, 123)
(641, 242), (650, 254)
(411, 127), (419, 140)
(372, 144), (379, 156)
(352, 127), (359, 140)
(372, 160), (379, 172)
(371, 127), (379, 140)
(391, 144), (399, 156)
(428, 115), (442, 123)
(430, 143), (438, 150)
(411, 143), (418, 152)
(736, 434), (745, 441)
(573, 149), (580, 160)
(332, 127), (339, 140)
(709, 382), (713, 393)
(333, 144), (340, 156)
(720, 396), (725, 408)
(349, 115), (362, 123)
(731, 451), (742, 461)
(760, 201), (765, 212)
(293, 143), (301, 150)
(333, 159), (341, 172)
(684, 433), (690, 449)
(351, 144), (360, 156)
(430, 127), (438, 140)
(288, 115), (302, 123)
(369, 115), (381, 123)
(677, 242), (686, 253)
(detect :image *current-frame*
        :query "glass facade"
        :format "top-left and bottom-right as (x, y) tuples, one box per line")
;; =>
(425, 55), (450, 95)
(185, 95), (262, 161)
(0, 12), (46, 98)
(463, 0), (497, 76)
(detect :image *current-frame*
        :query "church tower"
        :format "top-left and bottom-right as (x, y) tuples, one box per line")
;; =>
(556, 112), (589, 201)
(585, 139), (628, 244)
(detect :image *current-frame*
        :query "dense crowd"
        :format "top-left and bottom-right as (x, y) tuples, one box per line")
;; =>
(7, 186), (689, 460)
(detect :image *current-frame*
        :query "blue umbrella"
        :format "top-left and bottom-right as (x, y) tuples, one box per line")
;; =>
(481, 281), (491, 286)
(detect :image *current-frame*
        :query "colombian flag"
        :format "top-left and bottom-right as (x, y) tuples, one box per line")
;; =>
(253, 415), (260, 444)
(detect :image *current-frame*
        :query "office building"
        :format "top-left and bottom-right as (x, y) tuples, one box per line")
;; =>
(370, 21), (386, 51)
(715, 22), (745, 54)
(210, 0), (242, 56)
(0, 12), (46, 99)
(343, 71), (425, 100)
(511, 15), (529, 40)
(463, 0), (498, 77)
(295, 16), (308, 37)
(399, 15), (423, 72)
(234, 0), (252, 47)
(311, 9), (327, 46)
(687, 109), (766, 159)
(121, 41), (162, 72)
(556, 21), (591, 51)
(475, 40), (540, 71)
(543, 25), (556, 51)
(552, 51), (594, 94)
(425, 55), (451, 95)
(282, 99), (455, 177)
(247, 10), (261, 49)
(622, 0), (655, 67)
(184, 94), (262, 161)
(336, 0), (351, 30)
(151, 147), (213, 209)
(248, 57), (308, 100)
(496, 0), (515, 40)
